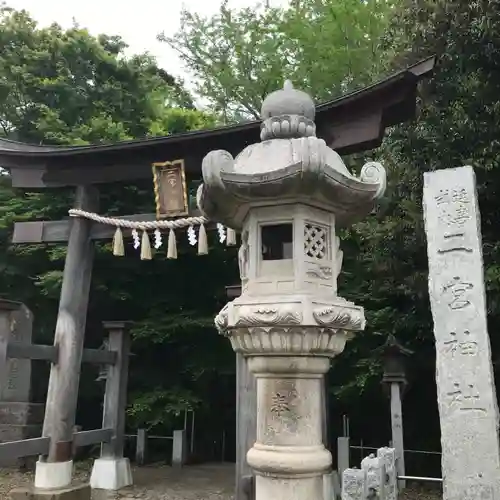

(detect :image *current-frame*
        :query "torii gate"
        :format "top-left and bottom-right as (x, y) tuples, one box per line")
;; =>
(0, 57), (434, 498)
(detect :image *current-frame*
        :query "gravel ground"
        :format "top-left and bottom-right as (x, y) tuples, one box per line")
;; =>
(0, 462), (441, 499)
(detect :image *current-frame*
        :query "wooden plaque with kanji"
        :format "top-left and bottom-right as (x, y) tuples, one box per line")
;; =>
(152, 160), (189, 219)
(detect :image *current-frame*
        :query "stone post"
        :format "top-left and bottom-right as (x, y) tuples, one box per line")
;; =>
(197, 81), (387, 500)
(377, 447), (397, 500)
(172, 429), (187, 467)
(337, 437), (350, 484)
(423, 166), (500, 499)
(0, 300), (44, 468)
(381, 335), (412, 491)
(135, 429), (147, 465)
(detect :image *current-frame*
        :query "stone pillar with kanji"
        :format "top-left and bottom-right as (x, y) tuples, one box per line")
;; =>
(197, 81), (387, 500)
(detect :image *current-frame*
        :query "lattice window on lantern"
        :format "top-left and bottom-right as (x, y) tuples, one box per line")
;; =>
(304, 223), (329, 260)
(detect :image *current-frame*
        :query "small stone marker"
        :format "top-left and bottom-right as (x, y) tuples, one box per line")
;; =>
(342, 468), (366, 500)
(0, 304), (34, 403)
(0, 301), (43, 467)
(361, 453), (385, 499)
(423, 166), (500, 499)
(377, 447), (397, 500)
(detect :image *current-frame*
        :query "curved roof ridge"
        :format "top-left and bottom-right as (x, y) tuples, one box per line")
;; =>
(0, 138), (63, 152)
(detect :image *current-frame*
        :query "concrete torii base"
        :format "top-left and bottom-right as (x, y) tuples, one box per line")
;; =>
(90, 457), (133, 491)
(9, 483), (90, 500)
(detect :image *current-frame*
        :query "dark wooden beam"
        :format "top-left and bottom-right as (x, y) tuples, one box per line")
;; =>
(13, 210), (207, 244)
(13, 213), (156, 243)
(226, 285), (242, 299)
(5, 343), (116, 365)
(0, 437), (50, 461)
(7, 343), (58, 362)
(0, 428), (115, 462)
(73, 428), (113, 448)
(326, 111), (382, 152)
(42, 163), (156, 186)
(10, 167), (53, 188)
(81, 348), (117, 365)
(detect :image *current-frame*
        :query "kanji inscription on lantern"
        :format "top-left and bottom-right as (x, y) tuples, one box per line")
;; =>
(270, 386), (298, 420)
(424, 166), (500, 500)
(263, 381), (301, 444)
(152, 159), (189, 219)
(442, 276), (474, 310)
(443, 330), (478, 357)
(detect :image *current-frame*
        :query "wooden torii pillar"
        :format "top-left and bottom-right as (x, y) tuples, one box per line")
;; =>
(34, 185), (99, 489)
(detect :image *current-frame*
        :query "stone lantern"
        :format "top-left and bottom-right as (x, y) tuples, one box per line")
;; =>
(381, 334), (413, 393)
(381, 334), (413, 489)
(197, 81), (387, 500)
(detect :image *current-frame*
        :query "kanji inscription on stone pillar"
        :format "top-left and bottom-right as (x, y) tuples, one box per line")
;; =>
(423, 166), (500, 500)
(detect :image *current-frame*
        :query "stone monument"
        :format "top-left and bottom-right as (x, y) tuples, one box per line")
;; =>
(198, 81), (387, 500)
(423, 166), (500, 499)
(0, 299), (44, 467)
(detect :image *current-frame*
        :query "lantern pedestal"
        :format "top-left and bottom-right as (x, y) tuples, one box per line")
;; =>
(217, 294), (363, 500)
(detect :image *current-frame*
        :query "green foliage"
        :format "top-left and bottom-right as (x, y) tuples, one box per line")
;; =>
(150, 107), (218, 136)
(160, 0), (397, 120)
(283, 0), (399, 100)
(127, 388), (202, 429)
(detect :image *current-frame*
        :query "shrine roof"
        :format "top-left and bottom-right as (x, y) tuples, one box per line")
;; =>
(0, 56), (434, 188)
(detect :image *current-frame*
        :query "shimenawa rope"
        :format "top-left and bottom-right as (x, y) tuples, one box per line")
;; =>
(68, 209), (237, 260)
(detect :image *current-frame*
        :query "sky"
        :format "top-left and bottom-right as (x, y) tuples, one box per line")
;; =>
(6, 0), (290, 84)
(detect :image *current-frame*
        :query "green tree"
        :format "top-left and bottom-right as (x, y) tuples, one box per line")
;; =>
(160, 0), (398, 121)
(0, 4), (226, 436)
(0, 5), (204, 144)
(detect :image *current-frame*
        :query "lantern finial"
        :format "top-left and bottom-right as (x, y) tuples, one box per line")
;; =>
(260, 79), (316, 127)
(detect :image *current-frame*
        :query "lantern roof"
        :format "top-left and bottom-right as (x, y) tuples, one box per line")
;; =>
(197, 79), (389, 229)
(382, 334), (414, 358)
